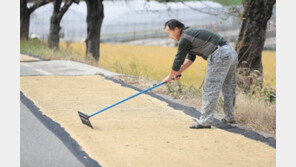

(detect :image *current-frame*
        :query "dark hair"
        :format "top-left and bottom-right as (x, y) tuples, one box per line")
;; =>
(164, 19), (185, 30)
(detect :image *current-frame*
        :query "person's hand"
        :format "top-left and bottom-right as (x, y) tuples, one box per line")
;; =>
(175, 72), (182, 81)
(162, 75), (172, 84)
(162, 70), (182, 83)
(162, 74), (182, 83)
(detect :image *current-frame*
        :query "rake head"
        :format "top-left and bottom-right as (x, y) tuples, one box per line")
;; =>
(78, 111), (93, 129)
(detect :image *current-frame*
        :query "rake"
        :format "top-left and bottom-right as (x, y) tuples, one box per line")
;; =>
(78, 75), (181, 129)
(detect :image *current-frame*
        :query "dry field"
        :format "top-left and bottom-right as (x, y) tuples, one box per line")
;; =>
(61, 42), (276, 89)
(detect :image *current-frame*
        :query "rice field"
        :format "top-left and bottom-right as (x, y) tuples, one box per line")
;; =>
(62, 42), (276, 89)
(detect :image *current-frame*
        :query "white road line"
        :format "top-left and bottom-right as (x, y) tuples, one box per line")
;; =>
(21, 63), (53, 76)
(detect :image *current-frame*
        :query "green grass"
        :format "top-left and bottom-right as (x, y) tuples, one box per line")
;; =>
(208, 0), (242, 6)
(20, 38), (74, 60)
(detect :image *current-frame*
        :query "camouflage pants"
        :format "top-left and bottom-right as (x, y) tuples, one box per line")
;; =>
(198, 43), (238, 126)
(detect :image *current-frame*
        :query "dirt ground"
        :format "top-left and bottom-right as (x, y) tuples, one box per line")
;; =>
(20, 75), (275, 167)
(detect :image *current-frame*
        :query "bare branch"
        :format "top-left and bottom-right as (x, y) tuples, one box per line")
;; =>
(58, 0), (77, 19)
(179, 0), (241, 18)
(28, 0), (53, 14)
(180, 0), (218, 16)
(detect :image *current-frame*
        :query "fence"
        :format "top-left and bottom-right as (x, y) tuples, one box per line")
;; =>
(29, 0), (275, 43)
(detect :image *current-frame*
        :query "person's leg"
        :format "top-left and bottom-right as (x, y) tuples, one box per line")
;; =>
(190, 46), (233, 128)
(222, 46), (238, 123)
(222, 63), (237, 123)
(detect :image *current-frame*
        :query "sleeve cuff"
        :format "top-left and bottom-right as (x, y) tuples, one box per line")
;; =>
(172, 64), (181, 71)
(186, 54), (196, 62)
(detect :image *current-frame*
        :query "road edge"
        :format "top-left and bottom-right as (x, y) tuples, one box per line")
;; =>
(20, 91), (101, 167)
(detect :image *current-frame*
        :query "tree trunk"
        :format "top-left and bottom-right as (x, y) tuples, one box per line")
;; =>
(20, 0), (53, 40)
(85, 0), (104, 61)
(48, 14), (61, 49)
(20, 0), (30, 40)
(48, 0), (62, 49)
(235, 0), (275, 91)
(48, 0), (77, 49)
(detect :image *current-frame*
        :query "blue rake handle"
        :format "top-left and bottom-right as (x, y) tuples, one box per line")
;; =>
(89, 75), (181, 118)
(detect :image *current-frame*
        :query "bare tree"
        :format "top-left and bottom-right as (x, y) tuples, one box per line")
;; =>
(156, 0), (242, 18)
(48, 0), (80, 49)
(179, 0), (242, 18)
(20, 0), (53, 39)
(235, 0), (275, 74)
(85, 0), (104, 61)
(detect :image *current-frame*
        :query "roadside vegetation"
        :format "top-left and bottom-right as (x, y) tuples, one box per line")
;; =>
(210, 0), (242, 6)
(21, 38), (276, 136)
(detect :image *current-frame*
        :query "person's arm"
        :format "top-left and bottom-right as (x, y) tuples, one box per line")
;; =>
(174, 54), (195, 80)
(162, 38), (191, 83)
(171, 38), (191, 72)
(179, 59), (194, 73)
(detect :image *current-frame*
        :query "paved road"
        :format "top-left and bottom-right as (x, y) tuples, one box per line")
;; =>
(20, 58), (117, 167)
(20, 101), (85, 167)
(20, 59), (118, 77)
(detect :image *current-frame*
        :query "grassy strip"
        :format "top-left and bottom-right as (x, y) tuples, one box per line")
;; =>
(20, 39), (75, 60)
(209, 0), (242, 6)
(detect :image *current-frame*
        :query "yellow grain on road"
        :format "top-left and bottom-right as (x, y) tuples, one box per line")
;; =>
(21, 75), (275, 167)
(20, 54), (39, 62)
